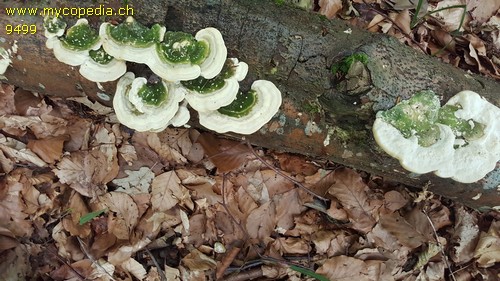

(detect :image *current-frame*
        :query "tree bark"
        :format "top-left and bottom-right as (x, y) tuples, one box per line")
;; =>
(0, 0), (499, 209)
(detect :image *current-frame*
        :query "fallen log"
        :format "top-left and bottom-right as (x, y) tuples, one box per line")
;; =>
(0, 0), (499, 209)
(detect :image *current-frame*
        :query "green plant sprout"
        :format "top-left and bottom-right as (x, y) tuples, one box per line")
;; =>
(79, 208), (107, 225)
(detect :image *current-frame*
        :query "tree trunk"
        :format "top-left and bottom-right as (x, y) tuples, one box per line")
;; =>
(1, 0), (499, 209)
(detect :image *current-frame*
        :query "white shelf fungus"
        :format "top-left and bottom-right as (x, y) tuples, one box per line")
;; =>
(46, 19), (101, 66)
(113, 72), (185, 132)
(181, 58), (248, 112)
(79, 47), (126, 82)
(195, 27), (228, 79)
(99, 16), (165, 64)
(42, 16), (283, 135)
(373, 90), (500, 183)
(199, 80), (282, 134)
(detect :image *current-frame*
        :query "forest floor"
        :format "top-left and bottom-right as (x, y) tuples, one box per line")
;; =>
(1, 0), (499, 281)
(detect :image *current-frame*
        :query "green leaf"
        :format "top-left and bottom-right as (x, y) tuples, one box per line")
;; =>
(290, 265), (330, 281)
(79, 208), (107, 225)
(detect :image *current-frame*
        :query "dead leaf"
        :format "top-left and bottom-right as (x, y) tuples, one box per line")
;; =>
(27, 135), (68, 164)
(378, 210), (429, 249)
(196, 132), (251, 173)
(0, 84), (16, 115)
(182, 248), (217, 271)
(147, 132), (187, 165)
(94, 192), (139, 240)
(327, 168), (379, 233)
(473, 220), (500, 268)
(112, 166), (155, 194)
(246, 200), (276, 239)
(316, 255), (383, 280)
(151, 171), (193, 212)
(319, 0), (343, 19)
(53, 149), (117, 197)
(450, 207), (480, 264)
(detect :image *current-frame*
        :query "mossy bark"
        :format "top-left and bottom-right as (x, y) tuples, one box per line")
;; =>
(0, 0), (499, 209)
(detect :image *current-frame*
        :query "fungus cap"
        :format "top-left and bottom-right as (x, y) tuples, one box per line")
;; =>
(195, 27), (227, 79)
(182, 58), (248, 112)
(79, 47), (126, 82)
(434, 91), (500, 183)
(373, 90), (500, 183)
(99, 16), (165, 64)
(147, 31), (209, 81)
(113, 72), (185, 132)
(43, 16), (66, 39)
(198, 80), (282, 134)
(47, 19), (101, 66)
(372, 118), (455, 174)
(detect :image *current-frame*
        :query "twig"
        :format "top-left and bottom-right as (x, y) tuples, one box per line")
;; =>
(423, 210), (457, 281)
(363, 0), (427, 54)
(76, 237), (116, 281)
(145, 248), (167, 281)
(245, 141), (329, 203)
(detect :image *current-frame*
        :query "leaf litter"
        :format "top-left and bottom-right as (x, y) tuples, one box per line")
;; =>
(0, 84), (498, 281)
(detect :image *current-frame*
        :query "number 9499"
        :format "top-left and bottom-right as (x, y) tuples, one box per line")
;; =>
(6, 24), (36, 35)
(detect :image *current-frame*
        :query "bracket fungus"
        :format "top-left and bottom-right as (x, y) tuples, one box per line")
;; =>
(79, 47), (127, 82)
(181, 58), (248, 112)
(43, 16), (67, 39)
(99, 16), (165, 65)
(113, 72), (185, 132)
(43, 16), (283, 135)
(373, 90), (500, 183)
(195, 27), (228, 79)
(199, 80), (282, 134)
(46, 18), (101, 66)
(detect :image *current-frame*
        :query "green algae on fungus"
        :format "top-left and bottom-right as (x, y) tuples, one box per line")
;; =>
(218, 91), (258, 118)
(43, 16), (66, 38)
(89, 47), (114, 64)
(438, 104), (485, 142)
(181, 58), (249, 112)
(198, 80), (282, 134)
(81, 46), (126, 82)
(45, 19), (102, 66)
(137, 81), (168, 106)
(378, 91), (441, 147)
(181, 59), (238, 94)
(60, 20), (100, 51)
(100, 16), (166, 65)
(158, 32), (209, 65)
(113, 72), (185, 132)
(108, 17), (164, 47)
(373, 90), (500, 183)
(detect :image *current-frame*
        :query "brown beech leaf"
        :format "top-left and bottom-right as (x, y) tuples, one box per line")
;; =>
(327, 168), (378, 233)
(27, 135), (68, 164)
(151, 171), (193, 212)
(316, 255), (383, 280)
(147, 133), (187, 165)
(319, 0), (343, 19)
(246, 200), (276, 239)
(53, 149), (116, 197)
(0, 84), (16, 115)
(95, 192), (139, 240)
(378, 210), (429, 249)
(474, 220), (500, 268)
(197, 132), (252, 173)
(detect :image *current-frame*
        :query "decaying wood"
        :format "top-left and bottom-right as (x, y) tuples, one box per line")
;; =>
(0, 0), (499, 209)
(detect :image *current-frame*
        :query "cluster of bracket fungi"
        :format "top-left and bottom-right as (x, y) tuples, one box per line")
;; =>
(43, 16), (282, 134)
